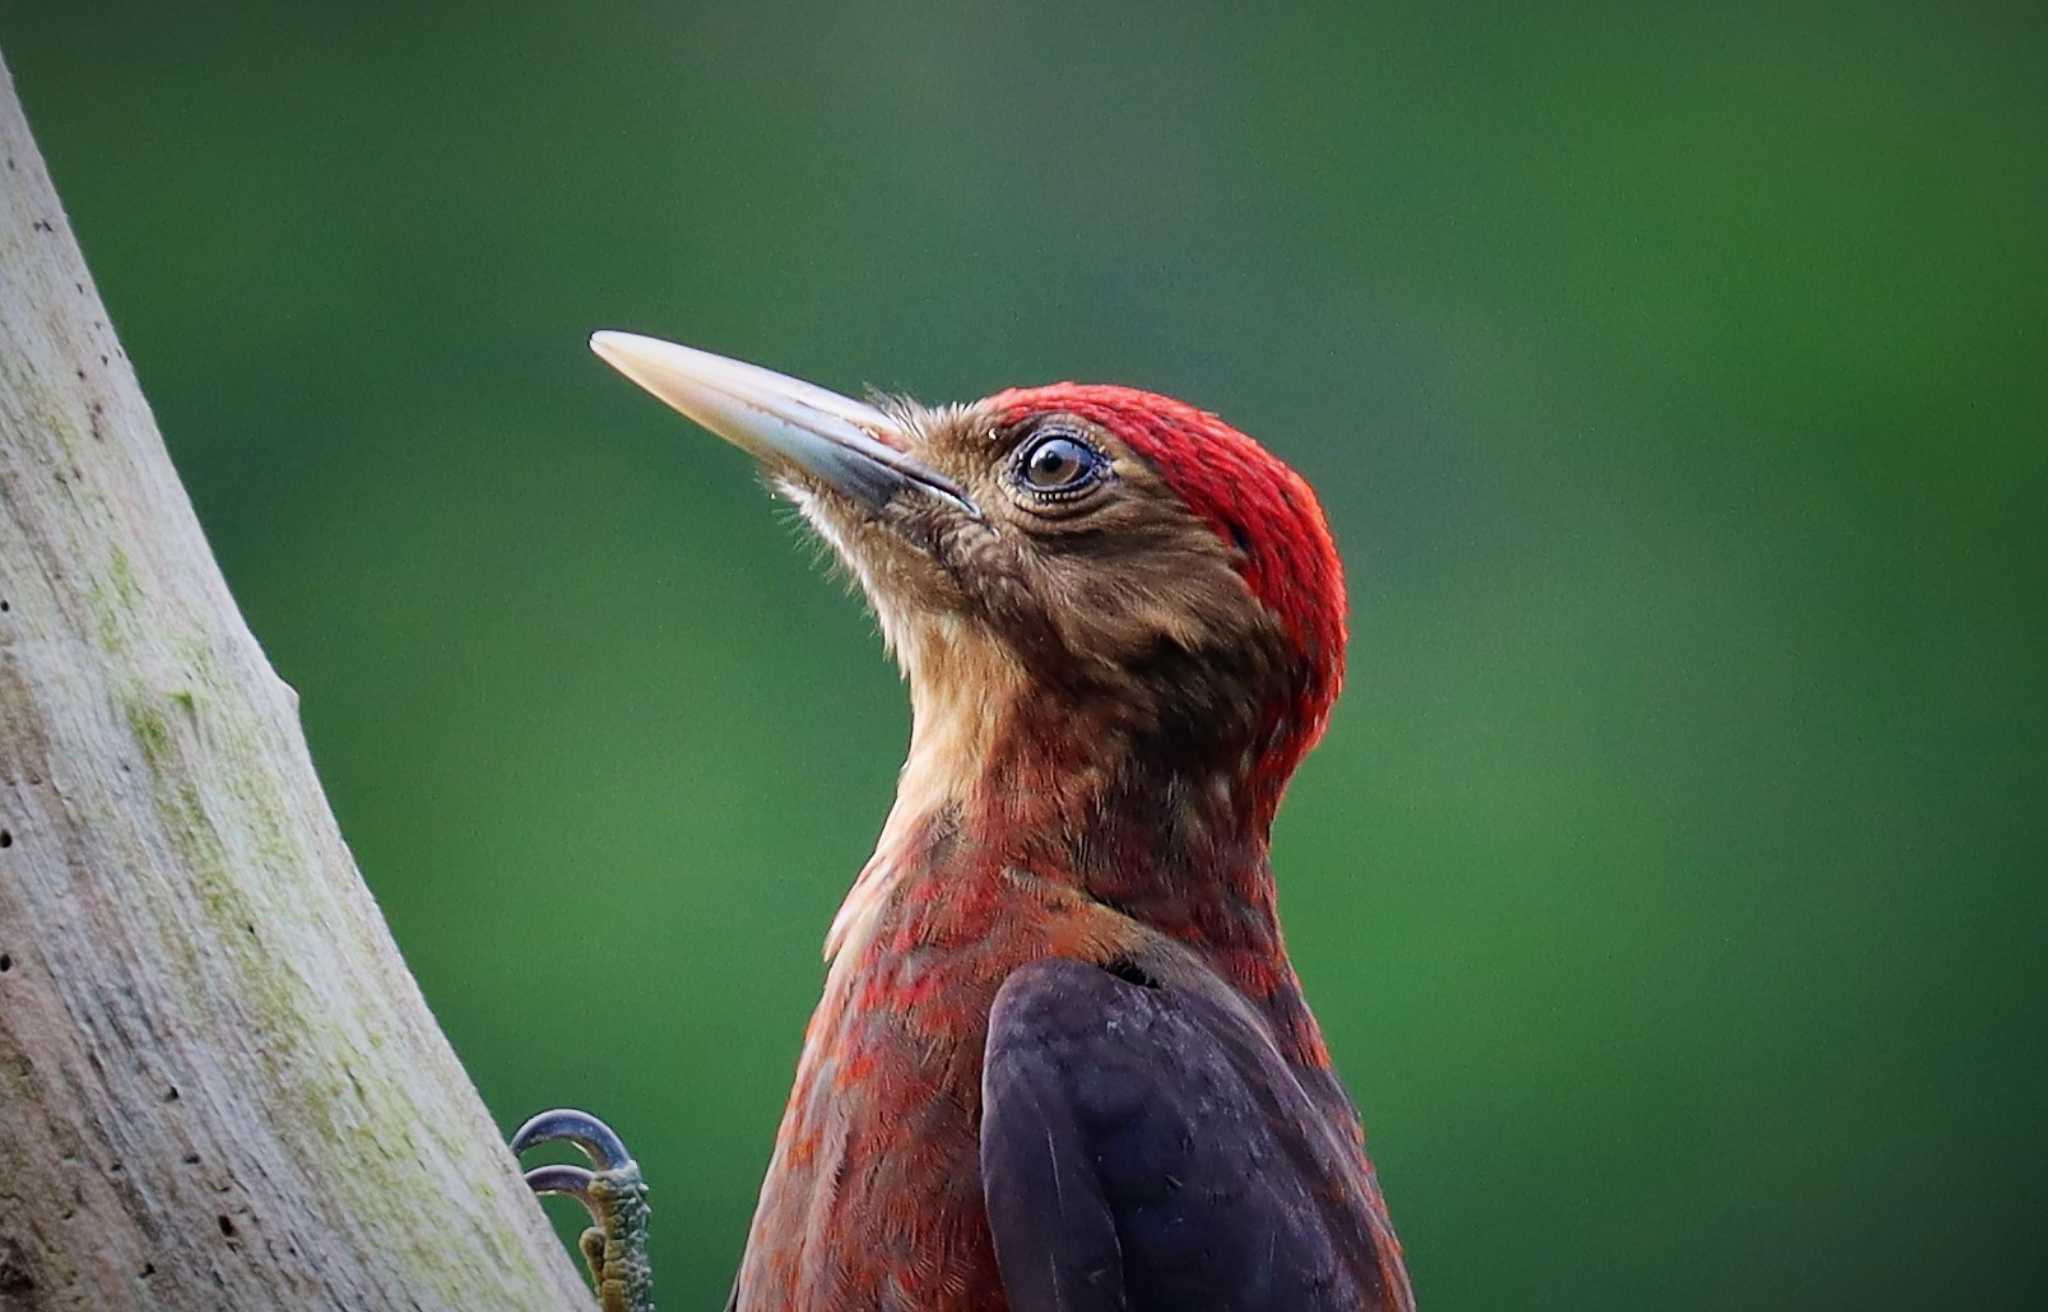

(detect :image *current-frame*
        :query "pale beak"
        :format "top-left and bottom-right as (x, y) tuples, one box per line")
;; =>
(589, 331), (980, 519)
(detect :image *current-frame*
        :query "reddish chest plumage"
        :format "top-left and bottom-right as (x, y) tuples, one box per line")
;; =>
(736, 947), (1003, 1311)
(736, 856), (1091, 1311)
(731, 782), (1350, 1312)
(731, 791), (1111, 1312)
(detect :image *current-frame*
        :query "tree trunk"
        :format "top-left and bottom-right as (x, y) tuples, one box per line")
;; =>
(0, 51), (593, 1312)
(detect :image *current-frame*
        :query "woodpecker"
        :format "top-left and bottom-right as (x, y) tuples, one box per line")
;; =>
(515, 334), (1414, 1312)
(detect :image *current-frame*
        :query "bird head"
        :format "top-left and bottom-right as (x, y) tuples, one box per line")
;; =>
(592, 333), (1345, 829)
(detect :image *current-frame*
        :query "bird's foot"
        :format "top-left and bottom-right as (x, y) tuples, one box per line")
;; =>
(513, 1109), (654, 1312)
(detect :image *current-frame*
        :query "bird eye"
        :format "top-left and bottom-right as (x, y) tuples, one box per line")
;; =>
(1011, 431), (1106, 503)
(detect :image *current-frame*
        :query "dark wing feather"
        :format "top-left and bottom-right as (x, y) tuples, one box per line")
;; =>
(981, 957), (1406, 1312)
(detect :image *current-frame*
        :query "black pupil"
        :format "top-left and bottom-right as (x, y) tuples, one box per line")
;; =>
(1025, 437), (1090, 490)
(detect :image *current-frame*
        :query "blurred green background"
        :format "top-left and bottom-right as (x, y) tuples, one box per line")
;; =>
(5, 2), (2044, 1306)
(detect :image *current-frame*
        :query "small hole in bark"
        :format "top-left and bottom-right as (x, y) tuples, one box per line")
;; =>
(0, 828), (12, 847)
(216, 1215), (236, 1239)
(139, 1263), (156, 1279)
(0, 955), (12, 973)
(182, 1152), (200, 1165)
(164, 1085), (180, 1103)
(0, 598), (10, 611)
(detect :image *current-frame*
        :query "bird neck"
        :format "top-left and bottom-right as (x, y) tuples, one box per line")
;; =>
(974, 685), (1292, 981)
(830, 627), (1305, 1005)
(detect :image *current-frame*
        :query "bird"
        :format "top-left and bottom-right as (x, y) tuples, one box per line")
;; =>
(512, 333), (1415, 1312)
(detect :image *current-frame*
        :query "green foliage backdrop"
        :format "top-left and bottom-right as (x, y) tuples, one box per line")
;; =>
(6, 3), (2042, 1306)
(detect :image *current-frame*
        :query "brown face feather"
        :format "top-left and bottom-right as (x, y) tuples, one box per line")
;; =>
(781, 399), (1300, 788)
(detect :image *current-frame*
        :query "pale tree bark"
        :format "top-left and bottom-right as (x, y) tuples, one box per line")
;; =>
(0, 52), (594, 1312)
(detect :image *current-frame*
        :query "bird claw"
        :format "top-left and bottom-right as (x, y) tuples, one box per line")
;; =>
(513, 1108), (654, 1312)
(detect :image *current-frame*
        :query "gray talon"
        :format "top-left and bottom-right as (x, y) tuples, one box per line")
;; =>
(512, 1108), (653, 1312)
(511, 1108), (633, 1170)
(522, 1164), (602, 1223)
